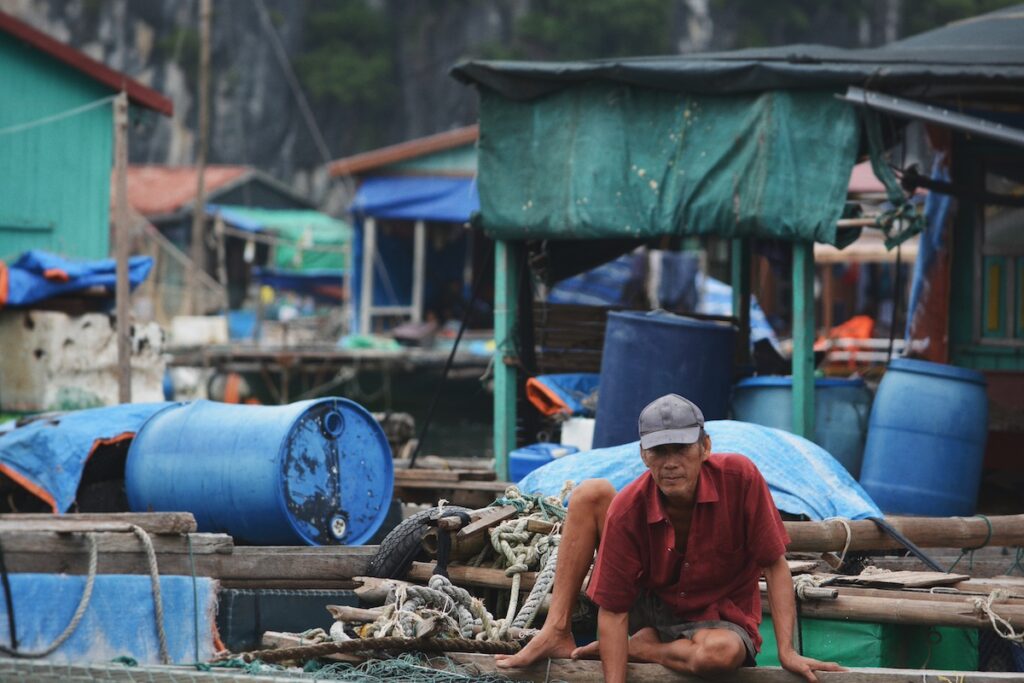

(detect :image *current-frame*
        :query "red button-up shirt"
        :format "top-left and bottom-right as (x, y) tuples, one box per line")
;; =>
(586, 453), (789, 651)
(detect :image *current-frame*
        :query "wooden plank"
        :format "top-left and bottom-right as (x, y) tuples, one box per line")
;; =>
(395, 480), (512, 493)
(407, 561), (537, 591)
(219, 579), (361, 590)
(866, 555), (1017, 579)
(455, 505), (519, 538)
(252, 635), (1024, 683)
(6, 544), (374, 580)
(0, 531), (232, 554)
(0, 512), (197, 534)
(832, 570), (970, 589)
(394, 469), (462, 482)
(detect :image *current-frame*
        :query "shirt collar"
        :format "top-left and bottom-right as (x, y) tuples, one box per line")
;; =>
(643, 461), (720, 524)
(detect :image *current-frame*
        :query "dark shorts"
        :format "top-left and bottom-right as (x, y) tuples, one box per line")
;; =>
(627, 591), (757, 667)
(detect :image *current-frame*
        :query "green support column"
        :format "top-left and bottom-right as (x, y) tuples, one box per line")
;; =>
(731, 238), (752, 366)
(493, 239), (520, 480)
(792, 240), (816, 439)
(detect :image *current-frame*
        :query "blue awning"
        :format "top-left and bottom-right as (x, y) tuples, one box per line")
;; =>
(350, 176), (479, 223)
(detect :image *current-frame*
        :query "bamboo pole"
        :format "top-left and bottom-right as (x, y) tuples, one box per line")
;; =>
(112, 91), (131, 403)
(518, 514), (1024, 552)
(785, 515), (1024, 552)
(766, 593), (1024, 629)
(188, 0), (212, 315)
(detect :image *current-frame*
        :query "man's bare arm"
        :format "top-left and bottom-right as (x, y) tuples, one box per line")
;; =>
(763, 554), (845, 683)
(596, 607), (629, 683)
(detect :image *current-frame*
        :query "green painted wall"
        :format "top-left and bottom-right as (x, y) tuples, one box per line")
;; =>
(385, 143), (476, 176)
(0, 34), (114, 261)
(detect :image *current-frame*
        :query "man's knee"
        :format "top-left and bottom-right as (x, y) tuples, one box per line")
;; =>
(692, 631), (746, 674)
(569, 479), (615, 513)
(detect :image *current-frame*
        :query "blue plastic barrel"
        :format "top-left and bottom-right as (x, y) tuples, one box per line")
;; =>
(509, 443), (579, 483)
(593, 311), (735, 448)
(125, 398), (393, 545)
(731, 377), (873, 477)
(859, 359), (988, 516)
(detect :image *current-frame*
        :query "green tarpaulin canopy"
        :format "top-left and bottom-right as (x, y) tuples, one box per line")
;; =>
(474, 84), (858, 244)
(217, 205), (350, 272)
(452, 4), (1024, 245)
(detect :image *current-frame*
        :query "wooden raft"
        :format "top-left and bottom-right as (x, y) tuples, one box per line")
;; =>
(260, 632), (1024, 683)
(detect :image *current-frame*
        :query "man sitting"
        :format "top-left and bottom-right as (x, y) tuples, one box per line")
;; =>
(496, 393), (843, 682)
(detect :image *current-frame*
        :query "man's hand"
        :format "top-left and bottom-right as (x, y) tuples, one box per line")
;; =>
(778, 650), (846, 683)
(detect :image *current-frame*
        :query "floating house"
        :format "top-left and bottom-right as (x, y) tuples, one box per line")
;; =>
(330, 125), (484, 334)
(0, 11), (171, 262)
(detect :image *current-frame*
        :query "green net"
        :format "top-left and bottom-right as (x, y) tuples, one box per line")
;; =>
(0, 653), (542, 682)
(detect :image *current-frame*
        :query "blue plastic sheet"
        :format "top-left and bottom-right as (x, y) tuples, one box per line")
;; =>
(526, 373), (599, 417)
(351, 176), (479, 223)
(518, 420), (882, 521)
(0, 403), (168, 512)
(0, 250), (152, 308)
(0, 573), (216, 664)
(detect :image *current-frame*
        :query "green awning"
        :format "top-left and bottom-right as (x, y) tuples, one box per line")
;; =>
(475, 84), (858, 244)
(217, 206), (350, 272)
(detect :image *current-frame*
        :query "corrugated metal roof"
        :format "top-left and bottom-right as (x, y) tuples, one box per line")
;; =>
(126, 165), (249, 216)
(0, 11), (172, 115)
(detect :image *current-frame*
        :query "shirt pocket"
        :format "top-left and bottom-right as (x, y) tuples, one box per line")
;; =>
(684, 544), (744, 594)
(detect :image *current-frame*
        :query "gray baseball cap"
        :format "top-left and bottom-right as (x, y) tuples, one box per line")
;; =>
(638, 394), (705, 449)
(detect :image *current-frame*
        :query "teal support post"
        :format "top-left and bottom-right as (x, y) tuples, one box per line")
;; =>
(731, 238), (752, 366)
(493, 239), (520, 480)
(792, 240), (816, 439)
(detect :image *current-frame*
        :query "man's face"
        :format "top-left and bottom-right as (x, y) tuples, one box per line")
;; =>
(641, 436), (710, 501)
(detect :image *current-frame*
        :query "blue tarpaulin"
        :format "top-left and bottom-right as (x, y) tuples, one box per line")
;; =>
(0, 573), (217, 664)
(517, 420), (882, 521)
(526, 373), (599, 417)
(0, 250), (152, 309)
(0, 403), (168, 512)
(351, 176), (479, 223)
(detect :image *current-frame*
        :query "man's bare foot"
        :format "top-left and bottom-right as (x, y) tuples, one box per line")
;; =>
(570, 639), (600, 659)
(625, 627), (664, 663)
(570, 627), (664, 663)
(495, 627), (577, 668)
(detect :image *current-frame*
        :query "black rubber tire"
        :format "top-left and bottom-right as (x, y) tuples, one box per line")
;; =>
(367, 505), (472, 579)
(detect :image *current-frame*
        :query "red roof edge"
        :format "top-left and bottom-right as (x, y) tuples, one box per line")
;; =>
(0, 11), (173, 116)
(330, 124), (479, 177)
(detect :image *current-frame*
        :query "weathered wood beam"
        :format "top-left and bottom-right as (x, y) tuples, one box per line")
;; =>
(0, 532), (231, 555)
(406, 561), (537, 591)
(0, 512), (197, 534)
(252, 635), (1024, 683)
(5, 544), (374, 581)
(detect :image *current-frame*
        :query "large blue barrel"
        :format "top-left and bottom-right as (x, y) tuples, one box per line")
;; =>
(125, 398), (393, 545)
(859, 359), (988, 516)
(593, 311), (735, 448)
(731, 377), (872, 477)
